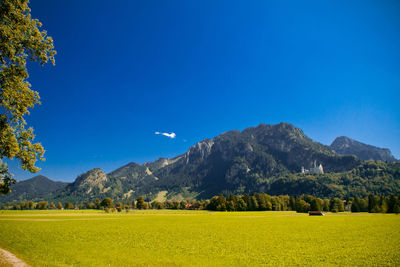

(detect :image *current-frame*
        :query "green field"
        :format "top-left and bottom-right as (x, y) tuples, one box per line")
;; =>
(0, 210), (399, 266)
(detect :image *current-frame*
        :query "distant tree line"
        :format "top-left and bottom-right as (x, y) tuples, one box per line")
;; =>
(205, 193), (400, 213)
(206, 194), (345, 213)
(1, 194), (399, 214)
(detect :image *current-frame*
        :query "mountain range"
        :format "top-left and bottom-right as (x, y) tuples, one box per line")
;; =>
(1, 122), (399, 203)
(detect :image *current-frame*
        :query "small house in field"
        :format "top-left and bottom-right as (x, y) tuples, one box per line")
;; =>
(185, 204), (197, 210)
(308, 211), (325, 216)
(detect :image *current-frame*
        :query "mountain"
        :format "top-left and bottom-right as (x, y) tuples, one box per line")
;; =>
(57, 168), (108, 201)
(331, 136), (397, 162)
(145, 123), (361, 198)
(3, 123), (400, 203)
(0, 175), (68, 202)
(58, 122), (362, 201)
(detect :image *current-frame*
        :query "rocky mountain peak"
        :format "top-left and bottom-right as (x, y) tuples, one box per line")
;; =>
(331, 136), (397, 162)
(72, 168), (107, 190)
(184, 138), (214, 164)
(143, 158), (170, 171)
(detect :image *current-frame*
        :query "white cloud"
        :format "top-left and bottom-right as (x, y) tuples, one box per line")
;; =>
(155, 131), (176, 139)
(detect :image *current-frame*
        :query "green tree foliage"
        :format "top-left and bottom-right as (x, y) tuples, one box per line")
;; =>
(207, 194), (227, 211)
(310, 198), (322, 211)
(116, 202), (123, 212)
(0, 0), (56, 194)
(94, 199), (101, 209)
(85, 202), (94, 209)
(36, 200), (47, 210)
(151, 201), (163, 209)
(368, 195), (380, 213)
(295, 199), (310, 213)
(27, 200), (34, 209)
(393, 203), (400, 214)
(322, 199), (330, 212)
(64, 201), (73, 209)
(330, 198), (344, 212)
(101, 197), (114, 208)
(136, 196), (146, 210)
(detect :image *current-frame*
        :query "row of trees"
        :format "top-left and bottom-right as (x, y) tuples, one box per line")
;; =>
(1, 200), (77, 211)
(1, 196), (197, 212)
(351, 195), (400, 213)
(2, 194), (399, 213)
(206, 193), (346, 213)
(206, 193), (400, 213)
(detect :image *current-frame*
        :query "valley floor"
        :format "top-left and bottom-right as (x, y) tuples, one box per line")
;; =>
(0, 210), (399, 266)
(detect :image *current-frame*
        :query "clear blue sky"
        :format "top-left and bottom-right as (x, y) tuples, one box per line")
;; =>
(8, 0), (400, 182)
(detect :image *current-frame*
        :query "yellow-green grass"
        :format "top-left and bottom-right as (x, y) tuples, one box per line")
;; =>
(0, 210), (399, 266)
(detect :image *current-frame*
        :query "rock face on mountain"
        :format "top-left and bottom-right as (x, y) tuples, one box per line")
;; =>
(54, 168), (107, 201)
(331, 136), (397, 162)
(0, 175), (68, 202)
(67, 168), (107, 195)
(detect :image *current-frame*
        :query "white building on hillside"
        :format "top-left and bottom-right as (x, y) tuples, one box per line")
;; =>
(301, 160), (324, 174)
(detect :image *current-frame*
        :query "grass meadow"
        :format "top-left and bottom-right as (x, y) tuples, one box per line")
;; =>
(0, 210), (399, 266)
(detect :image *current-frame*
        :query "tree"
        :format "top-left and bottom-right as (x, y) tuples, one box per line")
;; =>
(179, 200), (187, 210)
(322, 199), (330, 212)
(351, 197), (361, 212)
(215, 194), (227, 211)
(64, 201), (73, 209)
(0, 0), (56, 194)
(330, 198), (344, 212)
(310, 198), (322, 211)
(295, 199), (310, 213)
(124, 204), (130, 212)
(116, 202), (123, 212)
(136, 196), (146, 210)
(37, 201), (47, 210)
(249, 196), (259, 211)
(151, 201), (163, 209)
(393, 203), (400, 214)
(94, 199), (101, 209)
(27, 200), (34, 209)
(368, 194), (379, 213)
(236, 197), (247, 211)
(85, 202), (94, 209)
(101, 197), (114, 209)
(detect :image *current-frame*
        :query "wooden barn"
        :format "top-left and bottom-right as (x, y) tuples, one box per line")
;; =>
(308, 211), (325, 216)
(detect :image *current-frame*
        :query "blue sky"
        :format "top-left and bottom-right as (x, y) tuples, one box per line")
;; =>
(8, 0), (400, 182)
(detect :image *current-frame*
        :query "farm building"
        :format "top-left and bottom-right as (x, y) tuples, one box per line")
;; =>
(308, 211), (325, 216)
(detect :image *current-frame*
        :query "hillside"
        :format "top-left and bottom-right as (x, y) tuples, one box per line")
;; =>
(331, 136), (397, 162)
(0, 175), (68, 202)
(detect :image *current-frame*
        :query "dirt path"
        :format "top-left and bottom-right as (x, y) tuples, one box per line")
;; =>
(0, 248), (27, 267)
